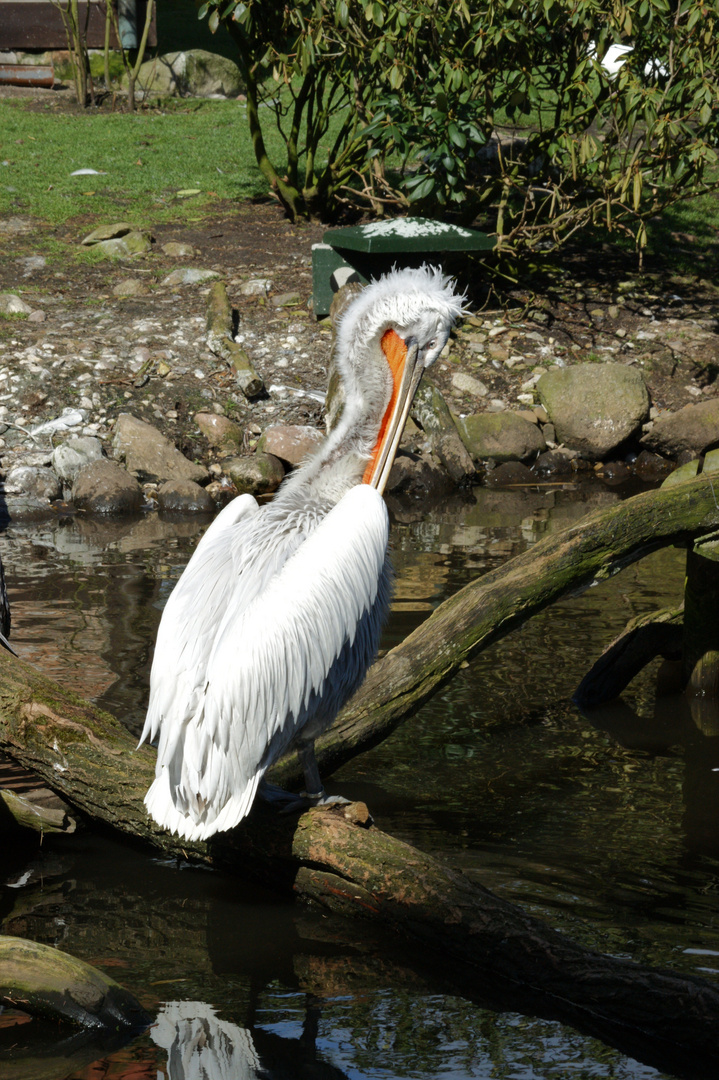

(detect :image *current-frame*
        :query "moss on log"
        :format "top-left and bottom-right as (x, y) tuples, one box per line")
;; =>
(272, 473), (719, 787)
(0, 936), (150, 1032)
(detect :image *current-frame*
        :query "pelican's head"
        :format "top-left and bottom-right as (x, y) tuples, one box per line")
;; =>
(335, 265), (466, 493)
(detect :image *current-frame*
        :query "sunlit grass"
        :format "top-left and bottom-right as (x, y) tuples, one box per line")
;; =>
(0, 97), (275, 226)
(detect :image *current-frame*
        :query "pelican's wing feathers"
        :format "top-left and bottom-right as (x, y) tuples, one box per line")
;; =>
(145, 483), (389, 840)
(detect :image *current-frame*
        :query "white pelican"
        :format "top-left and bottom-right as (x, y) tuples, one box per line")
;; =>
(139, 266), (464, 840)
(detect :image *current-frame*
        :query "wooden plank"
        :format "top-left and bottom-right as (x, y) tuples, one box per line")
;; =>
(0, 2), (156, 51)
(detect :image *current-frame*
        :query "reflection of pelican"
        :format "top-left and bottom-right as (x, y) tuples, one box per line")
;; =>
(152, 1001), (260, 1080)
(140, 267), (463, 840)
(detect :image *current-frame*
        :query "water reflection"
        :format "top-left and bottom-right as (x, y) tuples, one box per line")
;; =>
(0, 481), (717, 1079)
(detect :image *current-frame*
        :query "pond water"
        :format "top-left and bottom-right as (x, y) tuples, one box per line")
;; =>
(1, 479), (718, 1080)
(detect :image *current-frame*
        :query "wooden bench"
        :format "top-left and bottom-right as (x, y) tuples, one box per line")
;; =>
(312, 217), (495, 316)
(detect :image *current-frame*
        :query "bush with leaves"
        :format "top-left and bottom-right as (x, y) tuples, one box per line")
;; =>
(202, 0), (719, 259)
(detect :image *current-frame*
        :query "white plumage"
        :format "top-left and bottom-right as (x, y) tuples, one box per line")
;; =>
(139, 266), (465, 840)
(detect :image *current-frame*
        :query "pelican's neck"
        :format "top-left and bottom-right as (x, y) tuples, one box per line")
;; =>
(277, 333), (392, 510)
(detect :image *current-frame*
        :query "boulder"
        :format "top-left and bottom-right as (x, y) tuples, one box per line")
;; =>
(52, 436), (104, 486)
(4, 465), (61, 501)
(224, 453), (285, 495)
(81, 222), (138, 245)
(112, 413), (208, 484)
(157, 480), (215, 513)
(72, 460), (143, 514)
(161, 241), (195, 257)
(113, 278), (150, 298)
(485, 461), (535, 486)
(127, 50), (244, 98)
(641, 399), (719, 457)
(386, 450), (452, 498)
(0, 293), (32, 315)
(256, 425), (325, 467)
(537, 363), (650, 458)
(452, 371), (489, 399)
(411, 379), (476, 485)
(532, 449), (574, 477)
(457, 412), (546, 463)
(195, 411), (243, 449)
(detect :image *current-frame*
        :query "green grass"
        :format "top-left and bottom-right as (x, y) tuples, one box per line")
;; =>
(0, 97), (273, 227)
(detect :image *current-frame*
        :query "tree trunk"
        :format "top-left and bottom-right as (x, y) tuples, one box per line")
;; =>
(3, 477), (719, 1073)
(271, 473), (719, 788)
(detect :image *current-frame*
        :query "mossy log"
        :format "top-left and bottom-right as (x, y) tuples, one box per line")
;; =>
(273, 472), (719, 787)
(683, 530), (719, 696)
(3, 477), (719, 1072)
(206, 280), (265, 399)
(0, 936), (150, 1032)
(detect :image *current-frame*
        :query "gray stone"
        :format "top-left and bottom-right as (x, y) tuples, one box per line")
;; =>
(113, 278), (150, 298)
(641, 399), (719, 457)
(161, 268), (220, 287)
(224, 453), (285, 495)
(195, 411), (243, 449)
(0, 293), (32, 316)
(257, 424), (324, 467)
(161, 242), (195, 257)
(94, 231), (153, 258)
(452, 371), (489, 398)
(533, 449), (574, 476)
(126, 49), (245, 99)
(240, 278), (273, 297)
(537, 363), (650, 458)
(52, 436), (105, 485)
(272, 291), (302, 308)
(386, 450), (451, 498)
(112, 413), (208, 484)
(4, 465), (61, 501)
(157, 479), (214, 513)
(457, 412), (546, 463)
(72, 460), (143, 514)
(81, 222), (137, 245)
(411, 379), (476, 485)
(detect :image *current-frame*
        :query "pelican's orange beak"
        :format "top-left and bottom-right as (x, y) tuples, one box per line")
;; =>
(363, 328), (423, 493)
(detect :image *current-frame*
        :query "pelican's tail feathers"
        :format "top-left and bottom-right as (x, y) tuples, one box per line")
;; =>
(144, 768), (261, 842)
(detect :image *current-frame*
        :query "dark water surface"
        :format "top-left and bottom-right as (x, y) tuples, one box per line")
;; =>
(1, 481), (718, 1080)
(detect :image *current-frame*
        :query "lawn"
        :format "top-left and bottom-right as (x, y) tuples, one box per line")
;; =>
(0, 97), (273, 227)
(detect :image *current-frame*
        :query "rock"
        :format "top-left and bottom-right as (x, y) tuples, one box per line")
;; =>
(240, 278), (273, 297)
(72, 459), (143, 514)
(485, 461), (535, 486)
(452, 372), (489, 398)
(272, 291), (302, 308)
(0, 293), (32, 315)
(457, 412), (547, 463)
(386, 450), (451, 498)
(537, 363), (650, 458)
(195, 412), (243, 449)
(81, 222), (138, 245)
(411, 379), (476, 485)
(204, 480), (236, 506)
(257, 424), (324, 467)
(125, 49), (244, 98)
(52, 436), (105, 485)
(161, 268), (220, 287)
(633, 449), (674, 482)
(161, 242), (195, 257)
(157, 479), (214, 513)
(224, 453), (285, 495)
(112, 413), (208, 484)
(600, 460), (632, 484)
(640, 399), (719, 457)
(4, 465), (61, 500)
(113, 278), (150, 297)
(28, 310), (46, 322)
(97, 231), (153, 258)
(532, 449), (574, 476)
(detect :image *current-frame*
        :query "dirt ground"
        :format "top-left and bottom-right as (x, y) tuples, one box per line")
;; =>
(1, 185), (718, 479)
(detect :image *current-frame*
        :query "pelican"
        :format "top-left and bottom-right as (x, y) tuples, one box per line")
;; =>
(139, 266), (464, 840)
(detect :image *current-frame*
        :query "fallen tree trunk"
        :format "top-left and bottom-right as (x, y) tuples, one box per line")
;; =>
(273, 472), (719, 786)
